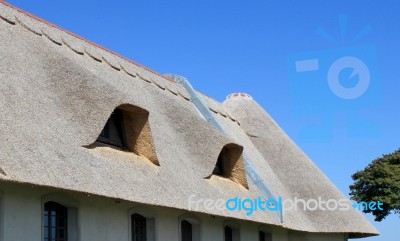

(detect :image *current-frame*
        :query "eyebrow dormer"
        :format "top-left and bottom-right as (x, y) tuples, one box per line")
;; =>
(212, 143), (248, 189)
(90, 104), (159, 166)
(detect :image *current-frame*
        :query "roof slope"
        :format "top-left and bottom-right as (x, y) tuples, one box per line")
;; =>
(0, 1), (377, 237)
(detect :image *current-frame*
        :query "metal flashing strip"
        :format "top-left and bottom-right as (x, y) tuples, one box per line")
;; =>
(170, 74), (283, 223)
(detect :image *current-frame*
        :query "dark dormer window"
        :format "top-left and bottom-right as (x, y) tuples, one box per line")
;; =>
(211, 144), (249, 189)
(213, 144), (242, 177)
(90, 105), (159, 166)
(97, 108), (127, 149)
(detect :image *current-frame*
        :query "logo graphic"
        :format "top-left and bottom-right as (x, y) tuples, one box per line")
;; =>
(187, 195), (384, 217)
(287, 14), (380, 141)
(327, 56), (371, 100)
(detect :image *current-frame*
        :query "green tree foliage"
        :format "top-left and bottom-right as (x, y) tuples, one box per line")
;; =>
(350, 148), (400, 221)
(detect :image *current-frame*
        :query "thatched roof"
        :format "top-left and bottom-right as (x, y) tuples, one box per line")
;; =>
(0, 1), (377, 237)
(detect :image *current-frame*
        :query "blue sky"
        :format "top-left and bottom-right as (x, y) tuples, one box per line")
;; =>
(5, 0), (399, 240)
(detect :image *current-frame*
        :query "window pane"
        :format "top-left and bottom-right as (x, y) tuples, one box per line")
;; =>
(44, 202), (68, 241)
(225, 226), (233, 241)
(58, 229), (64, 238)
(97, 109), (127, 148)
(259, 231), (265, 241)
(51, 227), (56, 239)
(259, 231), (272, 241)
(181, 220), (192, 241)
(132, 214), (147, 241)
(44, 227), (49, 238)
(58, 217), (65, 227)
(51, 215), (56, 228)
(44, 214), (49, 226)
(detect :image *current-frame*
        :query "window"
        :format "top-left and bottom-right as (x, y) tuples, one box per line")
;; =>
(97, 108), (127, 149)
(44, 202), (68, 241)
(92, 105), (159, 166)
(259, 231), (272, 241)
(128, 209), (156, 241)
(179, 215), (200, 241)
(224, 226), (233, 241)
(132, 214), (146, 241)
(212, 143), (248, 189)
(181, 220), (192, 241)
(223, 224), (240, 241)
(42, 194), (78, 241)
(259, 231), (264, 241)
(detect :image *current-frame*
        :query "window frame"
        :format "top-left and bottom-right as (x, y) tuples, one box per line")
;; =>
(131, 213), (147, 241)
(128, 207), (156, 241)
(41, 193), (79, 241)
(178, 214), (201, 241)
(224, 226), (233, 241)
(43, 201), (68, 241)
(223, 221), (240, 241)
(258, 230), (272, 241)
(181, 220), (193, 241)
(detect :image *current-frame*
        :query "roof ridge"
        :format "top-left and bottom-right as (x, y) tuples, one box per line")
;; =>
(0, 1), (175, 83)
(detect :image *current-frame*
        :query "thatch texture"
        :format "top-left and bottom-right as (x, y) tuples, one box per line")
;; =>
(0, 1), (377, 237)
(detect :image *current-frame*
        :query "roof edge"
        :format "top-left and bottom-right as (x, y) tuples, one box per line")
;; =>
(0, 0), (174, 83)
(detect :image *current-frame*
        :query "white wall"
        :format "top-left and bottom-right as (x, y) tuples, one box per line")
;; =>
(2, 186), (42, 241)
(0, 182), (344, 241)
